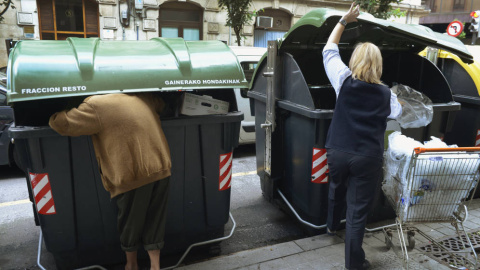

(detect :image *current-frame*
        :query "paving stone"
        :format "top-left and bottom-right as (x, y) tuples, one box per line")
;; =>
(415, 223), (436, 232)
(176, 242), (303, 270)
(468, 216), (480, 224)
(298, 249), (323, 262)
(258, 258), (289, 270)
(423, 230), (445, 240)
(422, 222), (444, 229)
(462, 221), (478, 229)
(291, 262), (322, 270)
(435, 226), (457, 236)
(468, 210), (480, 217)
(326, 265), (345, 270)
(320, 243), (344, 257)
(294, 234), (343, 251)
(362, 233), (384, 248)
(281, 253), (306, 267)
(235, 265), (259, 270)
(410, 253), (451, 270)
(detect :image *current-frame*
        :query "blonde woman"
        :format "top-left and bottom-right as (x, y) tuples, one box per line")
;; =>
(322, 3), (402, 270)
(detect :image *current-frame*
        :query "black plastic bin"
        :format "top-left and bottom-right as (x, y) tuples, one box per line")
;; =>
(248, 8), (472, 231)
(249, 53), (335, 229)
(10, 110), (241, 269)
(7, 37), (247, 269)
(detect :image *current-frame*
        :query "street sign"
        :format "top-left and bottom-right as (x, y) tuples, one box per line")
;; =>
(447, 21), (464, 37)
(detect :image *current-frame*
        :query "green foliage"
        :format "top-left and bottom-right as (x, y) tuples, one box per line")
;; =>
(356, 0), (404, 19)
(0, 0), (16, 23)
(218, 0), (256, 46)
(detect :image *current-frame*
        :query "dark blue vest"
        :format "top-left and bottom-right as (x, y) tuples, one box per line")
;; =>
(326, 76), (391, 159)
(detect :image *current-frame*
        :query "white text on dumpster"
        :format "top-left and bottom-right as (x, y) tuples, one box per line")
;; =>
(21, 86), (87, 94)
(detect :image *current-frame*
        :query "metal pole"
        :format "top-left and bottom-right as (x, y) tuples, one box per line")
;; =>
(161, 212), (237, 270)
(37, 213), (236, 270)
(261, 40), (278, 176)
(277, 189), (346, 229)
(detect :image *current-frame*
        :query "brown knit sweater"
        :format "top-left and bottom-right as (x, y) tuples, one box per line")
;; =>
(49, 93), (171, 198)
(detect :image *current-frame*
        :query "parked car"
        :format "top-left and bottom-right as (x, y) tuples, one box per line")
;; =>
(230, 46), (267, 144)
(0, 71), (15, 166)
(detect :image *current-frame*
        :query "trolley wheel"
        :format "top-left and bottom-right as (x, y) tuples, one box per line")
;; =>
(407, 235), (415, 250)
(385, 231), (393, 251)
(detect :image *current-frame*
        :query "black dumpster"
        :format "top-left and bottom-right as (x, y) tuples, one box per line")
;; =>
(7, 37), (247, 269)
(381, 52), (461, 143)
(248, 8), (473, 231)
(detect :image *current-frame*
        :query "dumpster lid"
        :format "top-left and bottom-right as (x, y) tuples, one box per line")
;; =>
(7, 37), (249, 103)
(280, 8), (473, 64)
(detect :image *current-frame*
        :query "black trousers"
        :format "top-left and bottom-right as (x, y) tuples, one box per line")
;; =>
(326, 149), (383, 270)
(115, 177), (170, 252)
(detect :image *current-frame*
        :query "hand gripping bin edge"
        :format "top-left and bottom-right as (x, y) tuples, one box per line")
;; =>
(7, 37), (247, 269)
(247, 8), (473, 232)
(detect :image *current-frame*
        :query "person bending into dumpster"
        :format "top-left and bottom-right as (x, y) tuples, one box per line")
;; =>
(49, 92), (172, 270)
(322, 3), (402, 270)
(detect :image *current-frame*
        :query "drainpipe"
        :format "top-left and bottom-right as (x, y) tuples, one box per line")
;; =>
(405, 3), (412, 24)
(136, 21), (139, 40)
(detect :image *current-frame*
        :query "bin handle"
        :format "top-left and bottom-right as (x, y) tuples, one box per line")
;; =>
(414, 147), (480, 154)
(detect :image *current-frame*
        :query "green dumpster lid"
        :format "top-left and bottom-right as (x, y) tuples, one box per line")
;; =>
(7, 37), (248, 103)
(280, 8), (473, 64)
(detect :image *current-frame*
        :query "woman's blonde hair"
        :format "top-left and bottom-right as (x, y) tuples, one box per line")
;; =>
(349, 42), (383, 84)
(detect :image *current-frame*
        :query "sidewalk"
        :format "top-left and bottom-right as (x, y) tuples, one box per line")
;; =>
(176, 199), (480, 270)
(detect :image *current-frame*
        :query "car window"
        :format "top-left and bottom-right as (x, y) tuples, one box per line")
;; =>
(0, 91), (6, 105)
(241, 62), (258, 83)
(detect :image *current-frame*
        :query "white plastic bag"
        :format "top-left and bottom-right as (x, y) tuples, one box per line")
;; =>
(383, 132), (480, 222)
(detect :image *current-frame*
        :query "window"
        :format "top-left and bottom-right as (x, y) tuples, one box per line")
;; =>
(37, 0), (99, 40)
(159, 2), (203, 40)
(424, 0), (437, 12)
(240, 62), (258, 83)
(453, 0), (465, 11)
(0, 91), (6, 106)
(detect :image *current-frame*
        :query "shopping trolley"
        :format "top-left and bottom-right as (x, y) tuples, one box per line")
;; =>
(382, 147), (480, 269)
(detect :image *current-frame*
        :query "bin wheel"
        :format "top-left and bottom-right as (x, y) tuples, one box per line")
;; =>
(408, 235), (415, 250)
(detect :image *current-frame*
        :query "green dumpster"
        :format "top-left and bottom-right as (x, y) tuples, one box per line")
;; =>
(7, 37), (248, 269)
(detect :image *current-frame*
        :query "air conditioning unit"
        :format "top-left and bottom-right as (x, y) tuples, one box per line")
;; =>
(256, 16), (273, 28)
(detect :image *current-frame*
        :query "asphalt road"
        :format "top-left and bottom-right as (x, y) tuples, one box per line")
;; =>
(0, 144), (307, 270)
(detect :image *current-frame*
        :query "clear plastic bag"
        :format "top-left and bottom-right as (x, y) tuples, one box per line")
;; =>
(391, 84), (433, 129)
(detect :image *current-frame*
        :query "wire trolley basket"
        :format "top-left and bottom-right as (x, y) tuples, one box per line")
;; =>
(382, 147), (480, 269)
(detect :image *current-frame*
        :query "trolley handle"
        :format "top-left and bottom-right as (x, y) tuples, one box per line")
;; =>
(414, 147), (480, 154)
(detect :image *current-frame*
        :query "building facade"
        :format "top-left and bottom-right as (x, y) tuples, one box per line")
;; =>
(420, 0), (480, 39)
(1, 0), (429, 67)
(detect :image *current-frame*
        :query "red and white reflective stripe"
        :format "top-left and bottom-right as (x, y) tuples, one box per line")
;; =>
(29, 173), (56, 215)
(311, 148), (328, 184)
(476, 129), (480, 147)
(219, 152), (233, 191)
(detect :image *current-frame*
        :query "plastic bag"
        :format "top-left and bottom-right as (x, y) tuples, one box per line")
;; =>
(391, 84), (433, 129)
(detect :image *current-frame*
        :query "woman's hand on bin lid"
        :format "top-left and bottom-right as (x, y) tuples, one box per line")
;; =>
(342, 3), (360, 24)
